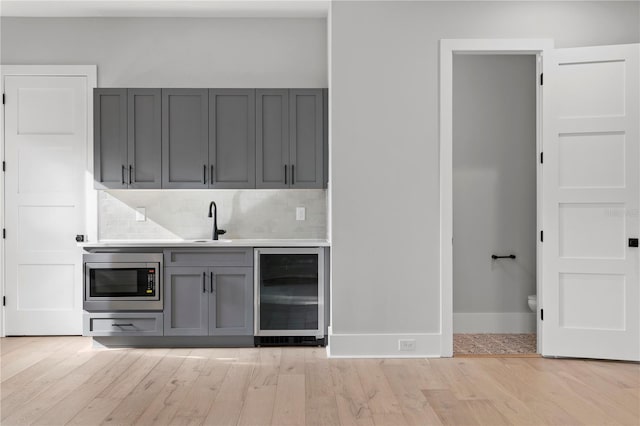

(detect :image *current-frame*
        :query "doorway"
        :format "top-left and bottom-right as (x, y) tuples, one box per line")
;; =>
(452, 54), (538, 355)
(441, 40), (640, 361)
(438, 39), (552, 357)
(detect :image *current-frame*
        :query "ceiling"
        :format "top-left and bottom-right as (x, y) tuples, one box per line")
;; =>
(0, 0), (331, 18)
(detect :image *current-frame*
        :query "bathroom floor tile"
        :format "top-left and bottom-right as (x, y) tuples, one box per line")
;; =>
(453, 333), (536, 356)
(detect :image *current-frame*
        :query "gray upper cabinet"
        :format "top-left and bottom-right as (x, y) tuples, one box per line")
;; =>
(256, 89), (289, 189)
(257, 89), (325, 189)
(94, 89), (127, 189)
(128, 89), (161, 189)
(95, 87), (325, 190)
(290, 89), (324, 189)
(94, 88), (162, 189)
(209, 89), (256, 189)
(162, 89), (209, 189)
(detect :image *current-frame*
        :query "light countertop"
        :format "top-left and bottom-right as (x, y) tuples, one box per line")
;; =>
(80, 239), (330, 248)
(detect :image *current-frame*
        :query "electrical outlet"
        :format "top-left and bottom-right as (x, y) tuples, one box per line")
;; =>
(398, 339), (416, 352)
(296, 207), (306, 221)
(135, 207), (146, 222)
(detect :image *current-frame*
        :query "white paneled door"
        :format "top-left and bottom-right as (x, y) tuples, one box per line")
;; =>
(4, 74), (89, 335)
(542, 44), (639, 361)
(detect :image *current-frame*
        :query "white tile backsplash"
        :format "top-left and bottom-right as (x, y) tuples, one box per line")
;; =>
(99, 190), (327, 240)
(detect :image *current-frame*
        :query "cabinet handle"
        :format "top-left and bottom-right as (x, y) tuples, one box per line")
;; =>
(211, 165), (214, 184)
(210, 272), (214, 292)
(202, 271), (206, 293)
(121, 165), (126, 185)
(111, 323), (134, 327)
(291, 164), (295, 185)
(129, 165), (133, 184)
(284, 165), (287, 185)
(203, 165), (207, 184)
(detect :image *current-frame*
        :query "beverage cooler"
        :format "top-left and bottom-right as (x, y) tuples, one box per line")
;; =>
(254, 247), (326, 345)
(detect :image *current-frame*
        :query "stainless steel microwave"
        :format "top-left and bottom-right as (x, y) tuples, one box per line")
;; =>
(83, 253), (163, 311)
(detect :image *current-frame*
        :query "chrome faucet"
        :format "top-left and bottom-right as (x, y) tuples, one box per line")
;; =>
(208, 201), (226, 240)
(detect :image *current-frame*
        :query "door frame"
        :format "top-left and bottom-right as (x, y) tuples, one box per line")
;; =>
(439, 39), (553, 357)
(0, 65), (97, 337)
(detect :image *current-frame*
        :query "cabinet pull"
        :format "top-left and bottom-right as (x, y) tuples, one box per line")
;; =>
(202, 271), (206, 293)
(210, 272), (214, 292)
(111, 323), (134, 327)
(211, 165), (214, 184)
(129, 165), (133, 184)
(203, 165), (207, 184)
(284, 165), (287, 185)
(121, 165), (126, 185)
(291, 164), (295, 185)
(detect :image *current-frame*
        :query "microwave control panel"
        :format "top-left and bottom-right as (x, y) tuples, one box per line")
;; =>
(147, 269), (155, 294)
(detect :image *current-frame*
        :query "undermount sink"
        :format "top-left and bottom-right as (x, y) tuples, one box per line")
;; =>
(190, 239), (233, 243)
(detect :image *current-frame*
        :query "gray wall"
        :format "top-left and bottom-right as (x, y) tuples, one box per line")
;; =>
(329, 1), (639, 344)
(453, 55), (536, 316)
(1, 17), (327, 87)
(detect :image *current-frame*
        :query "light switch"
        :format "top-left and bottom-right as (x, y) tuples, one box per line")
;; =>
(296, 207), (306, 221)
(135, 207), (146, 222)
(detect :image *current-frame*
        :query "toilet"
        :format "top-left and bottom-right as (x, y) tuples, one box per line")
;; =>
(528, 295), (537, 312)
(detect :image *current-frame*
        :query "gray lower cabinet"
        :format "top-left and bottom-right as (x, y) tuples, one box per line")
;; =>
(209, 90), (256, 188)
(164, 266), (253, 336)
(83, 312), (164, 336)
(94, 88), (162, 189)
(164, 267), (209, 336)
(162, 89), (209, 189)
(256, 89), (325, 189)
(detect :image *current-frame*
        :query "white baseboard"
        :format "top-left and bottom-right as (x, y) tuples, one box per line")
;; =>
(327, 328), (441, 358)
(453, 312), (536, 333)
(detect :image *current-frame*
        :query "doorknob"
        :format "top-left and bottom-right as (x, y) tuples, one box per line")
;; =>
(630, 238), (639, 248)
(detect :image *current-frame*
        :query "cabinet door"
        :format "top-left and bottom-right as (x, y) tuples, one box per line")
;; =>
(162, 89), (208, 189)
(128, 89), (161, 189)
(164, 267), (209, 336)
(209, 89), (255, 189)
(289, 89), (324, 189)
(209, 267), (253, 336)
(256, 89), (289, 189)
(94, 89), (127, 189)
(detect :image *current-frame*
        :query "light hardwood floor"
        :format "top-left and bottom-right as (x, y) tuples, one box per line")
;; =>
(1, 337), (638, 426)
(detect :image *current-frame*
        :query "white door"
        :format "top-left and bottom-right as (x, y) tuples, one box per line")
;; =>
(542, 44), (639, 361)
(4, 75), (88, 335)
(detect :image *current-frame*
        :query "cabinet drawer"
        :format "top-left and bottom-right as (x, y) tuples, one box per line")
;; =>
(83, 313), (164, 336)
(164, 248), (253, 267)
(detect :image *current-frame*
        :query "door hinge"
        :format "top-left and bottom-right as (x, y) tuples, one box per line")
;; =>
(541, 309), (544, 321)
(540, 73), (543, 86)
(540, 152), (543, 164)
(540, 230), (544, 242)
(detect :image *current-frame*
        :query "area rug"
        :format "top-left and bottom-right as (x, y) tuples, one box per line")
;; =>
(453, 333), (536, 356)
